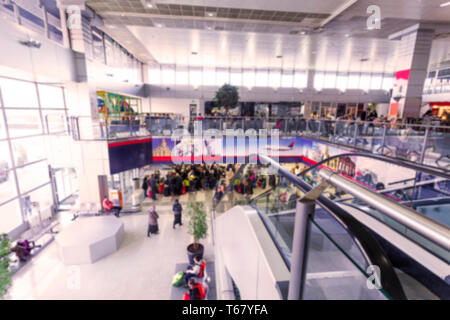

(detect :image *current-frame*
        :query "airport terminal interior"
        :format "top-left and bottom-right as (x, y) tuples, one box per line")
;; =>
(0, 0), (449, 301)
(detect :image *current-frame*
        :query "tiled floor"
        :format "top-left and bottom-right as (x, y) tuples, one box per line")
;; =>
(6, 191), (215, 300)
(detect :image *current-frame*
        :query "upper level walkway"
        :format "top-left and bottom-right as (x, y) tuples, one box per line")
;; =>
(70, 114), (450, 172)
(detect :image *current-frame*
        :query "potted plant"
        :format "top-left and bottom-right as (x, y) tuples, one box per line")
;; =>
(214, 84), (239, 116)
(0, 233), (13, 299)
(186, 201), (208, 264)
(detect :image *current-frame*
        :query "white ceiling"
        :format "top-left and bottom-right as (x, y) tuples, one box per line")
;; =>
(128, 25), (399, 73)
(88, 0), (450, 71)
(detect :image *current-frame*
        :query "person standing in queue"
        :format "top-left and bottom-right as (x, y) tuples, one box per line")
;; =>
(147, 206), (159, 237)
(142, 175), (149, 198)
(150, 174), (158, 201)
(173, 199), (183, 229)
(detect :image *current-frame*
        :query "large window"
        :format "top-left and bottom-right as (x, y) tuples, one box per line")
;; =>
(370, 73), (383, 90)
(175, 67), (189, 85)
(216, 68), (229, 86)
(269, 69), (281, 89)
(347, 72), (360, 89)
(161, 65), (175, 85)
(24, 184), (53, 220)
(0, 200), (22, 234)
(255, 69), (269, 87)
(189, 67), (202, 87)
(243, 69), (255, 89)
(38, 84), (65, 109)
(5, 109), (42, 138)
(293, 71), (307, 88)
(382, 75), (393, 91)
(323, 71), (337, 89)
(16, 160), (50, 194)
(336, 73), (348, 92)
(0, 141), (16, 204)
(202, 68), (215, 86)
(42, 110), (67, 134)
(230, 69), (242, 86)
(314, 71), (324, 90)
(281, 70), (294, 88)
(359, 73), (371, 91)
(0, 78), (38, 108)
(149, 65), (161, 84)
(0, 112), (6, 140)
(11, 136), (46, 167)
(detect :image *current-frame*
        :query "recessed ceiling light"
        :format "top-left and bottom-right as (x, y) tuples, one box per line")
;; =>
(276, 55), (282, 59)
(440, 1), (450, 7)
(147, 3), (153, 8)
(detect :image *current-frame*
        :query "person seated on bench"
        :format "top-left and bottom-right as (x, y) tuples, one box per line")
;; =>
(182, 278), (206, 300)
(184, 255), (206, 285)
(103, 197), (121, 217)
(10, 240), (41, 262)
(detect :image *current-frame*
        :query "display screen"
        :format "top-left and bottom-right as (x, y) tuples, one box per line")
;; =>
(108, 138), (152, 174)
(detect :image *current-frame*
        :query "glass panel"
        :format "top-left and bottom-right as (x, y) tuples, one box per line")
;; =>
(269, 69), (281, 88)
(148, 64), (161, 84)
(16, 160), (50, 194)
(255, 69), (268, 87)
(0, 112), (6, 140)
(189, 68), (202, 87)
(348, 73), (360, 89)
(25, 184), (53, 218)
(216, 68), (229, 86)
(293, 71), (307, 89)
(314, 71), (324, 90)
(0, 199), (23, 234)
(175, 67), (189, 85)
(230, 70), (242, 86)
(42, 110), (66, 134)
(370, 73), (382, 90)
(243, 69), (255, 88)
(161, 65), (175, 84)
(281, 71), (294, 88)
(38, 84), (65, 109)
(382, 75), (393, 91)
(11, 136), (46, 166)
(202, 68), (215, 86)
(0, 141), (16, 203)
(303, 221), (388, 300)
(336, 73), (348, 91)
(5, 109), (42, 138)
(359, 74), (371, 90)
(323, 72), (336, 88)
(0, 78), (38, 108)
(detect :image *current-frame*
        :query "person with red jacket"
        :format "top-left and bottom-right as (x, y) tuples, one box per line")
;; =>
(182, 278), (206, 300)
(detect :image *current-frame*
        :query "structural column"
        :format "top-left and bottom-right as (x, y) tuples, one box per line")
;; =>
(388, 24), (435, 119)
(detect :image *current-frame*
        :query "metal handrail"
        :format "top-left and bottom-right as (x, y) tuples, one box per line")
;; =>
(319, 168), (450, 251)
(247, 155), (407, 299)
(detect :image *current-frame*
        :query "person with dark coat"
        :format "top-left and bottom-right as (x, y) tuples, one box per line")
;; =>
(142, 175), (149, 198)
(149, 174), (158, 200)
(147, 206), (159, 237)
(173, 199), (183, 228)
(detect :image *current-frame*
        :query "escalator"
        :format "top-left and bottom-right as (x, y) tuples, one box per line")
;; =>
(213, 153), (450, 300)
